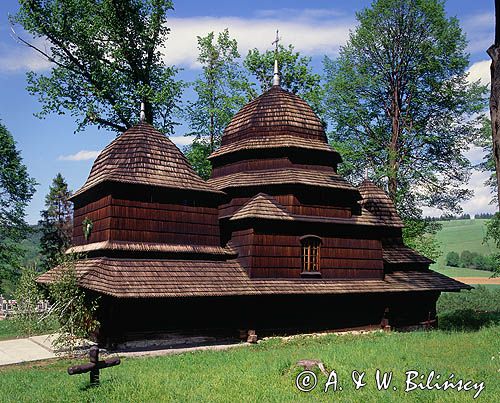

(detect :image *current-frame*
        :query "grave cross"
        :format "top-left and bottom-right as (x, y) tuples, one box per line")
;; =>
(68, 346), (120, 386)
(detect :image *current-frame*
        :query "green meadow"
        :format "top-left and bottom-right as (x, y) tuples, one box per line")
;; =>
(433, 219), (497, 268)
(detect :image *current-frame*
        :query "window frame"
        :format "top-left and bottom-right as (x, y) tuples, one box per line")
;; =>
(300, 235), (322, 277)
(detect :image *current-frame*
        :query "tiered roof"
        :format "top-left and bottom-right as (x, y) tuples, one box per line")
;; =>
(72, 122), (221, 200)
(209, 86), (340, 161)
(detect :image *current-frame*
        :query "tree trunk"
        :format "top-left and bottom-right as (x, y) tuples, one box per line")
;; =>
(488, 0), (500, 211)
(388, 86), (400, 202)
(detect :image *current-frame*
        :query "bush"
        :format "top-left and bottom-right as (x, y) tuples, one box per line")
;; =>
(460, 250), (474, 267)
(437, 286), (500, 331)
(445, 251), (460, 267)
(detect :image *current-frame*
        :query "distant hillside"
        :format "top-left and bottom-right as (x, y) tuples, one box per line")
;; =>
(433, 219), (498, 269)
(20, 224), (42, 267)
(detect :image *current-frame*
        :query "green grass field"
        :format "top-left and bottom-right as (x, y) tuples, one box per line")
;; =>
(433, 219), (498, 270)
(0, 287), (498, 402)
(0, 326), (498, 403)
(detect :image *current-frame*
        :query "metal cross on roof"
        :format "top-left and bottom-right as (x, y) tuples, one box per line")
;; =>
(272, 29), (280, 52)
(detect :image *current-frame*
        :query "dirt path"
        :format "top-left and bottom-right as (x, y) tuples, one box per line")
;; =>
(454, 277), (500, 285)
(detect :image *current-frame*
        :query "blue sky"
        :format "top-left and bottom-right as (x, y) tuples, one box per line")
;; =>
(0, 0), (494, 223)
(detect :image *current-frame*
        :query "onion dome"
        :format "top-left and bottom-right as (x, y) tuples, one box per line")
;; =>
(72, 122), (221, 200)
(209, 86), (340, 162)
(358, 179), (403, 227)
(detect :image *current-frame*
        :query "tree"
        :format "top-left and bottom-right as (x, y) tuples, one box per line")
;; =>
(0, 121), (37, 295)
(14, 265), (44, 337)
(184, 29), (252, 178)
(323, 0), (486, 219)
(244, 43), (324, 117)
(13, 0), (184, 134)
(39, 173), (73, 271)
(488, 0), (500, 209)
(446, 251), (460, 267)
(460, 250), (474, 268)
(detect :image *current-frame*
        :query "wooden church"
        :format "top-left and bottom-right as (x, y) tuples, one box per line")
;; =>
(39, 61), (470, 346)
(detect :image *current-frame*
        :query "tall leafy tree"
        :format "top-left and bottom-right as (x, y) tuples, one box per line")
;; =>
(0, 121), (37, 295)
(13, 0), (184, 134)
(244, 43), (323, 117)
(323, 0), (486, 219)
(184, 29), (252, 178)
(488, 0), (500, 209)
(39, 173), (73, 271)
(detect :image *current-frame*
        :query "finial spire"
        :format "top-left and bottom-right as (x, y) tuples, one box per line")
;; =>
(140, 101), (146, 122)
(364, 167), (369, 180)
(272, 29), (280, 87)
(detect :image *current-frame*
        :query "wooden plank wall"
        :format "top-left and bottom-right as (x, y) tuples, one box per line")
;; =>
(110, 198), (220, 245)
(249, 233), (383, 279)
(230, 229), (254, 272)
(219, 194), (352, 219)
(73, 195), (112, 245)
(212, 158), (332, 178)
(73, 195), (221, 246)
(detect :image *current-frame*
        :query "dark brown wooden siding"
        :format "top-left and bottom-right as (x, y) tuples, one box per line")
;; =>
(73, 195), (221, 246)
(73, 195), (113, 245)
(220, 194), (352, 219)
(230, 229), (254, 272)
(212, 158), (333, 178)
(248, 233), (383, 279)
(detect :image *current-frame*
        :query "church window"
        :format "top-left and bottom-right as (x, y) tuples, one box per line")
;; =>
(301, 236), (321, 273)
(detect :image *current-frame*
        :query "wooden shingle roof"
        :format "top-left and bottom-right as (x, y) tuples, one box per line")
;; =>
(383, 245), (434, 265)
(358, 179), (403, 227)
(210, 86), (338, 160)
(230, 193), (293, 221)
(37, 259), (471, 298)
(208, 168), (359, 193)
(72, 122), (221, 199)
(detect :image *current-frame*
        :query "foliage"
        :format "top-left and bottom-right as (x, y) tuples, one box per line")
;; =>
(402, 219), (441, 260)
(39, 173), (72, 271)
(13, 265), (43, 336)
(474, 117), (497, 206)
(323, 0), (487, 219)
(459, 250), (474, 268)
(13, 0), (184, 134)
(0, 324), (499, 401)
(244, 43), (324, 118)
(437, 286), (500, 331)
(484, 213), (500, 276)
(47, 256), (99, 352)
(183, 140), (212, 180)
(0, 121), (37, 296)
(186, 29), (252, 156)
(445, 251), (460, 267)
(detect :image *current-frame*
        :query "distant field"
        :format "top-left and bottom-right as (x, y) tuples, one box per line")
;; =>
(433, 266), (493, 278)
(432, 219), (498, 272)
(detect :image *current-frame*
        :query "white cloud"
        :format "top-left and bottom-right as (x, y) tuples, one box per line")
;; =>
(421, 169), (496, 218)
(467, 59), (491, 86)
(58, 150), (101, 161)
(163, 14), (353, 68)
(0, 37), (52, 73)
(254, 8), (345, 19)
(170, 135), (195, 147)
(463, 12), (494, 55)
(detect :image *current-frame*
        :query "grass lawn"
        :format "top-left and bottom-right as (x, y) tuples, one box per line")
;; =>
(0, 326), (498, 403)
(0, 286), (498, 402)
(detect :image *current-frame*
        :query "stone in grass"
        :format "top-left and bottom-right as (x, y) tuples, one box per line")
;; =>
(296, 359), (328, 376)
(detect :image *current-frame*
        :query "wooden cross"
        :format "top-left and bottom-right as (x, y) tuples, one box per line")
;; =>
(68, 346), (120, 386)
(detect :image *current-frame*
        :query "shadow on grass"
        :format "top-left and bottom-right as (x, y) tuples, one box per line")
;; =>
(439, 309), (500, 331)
